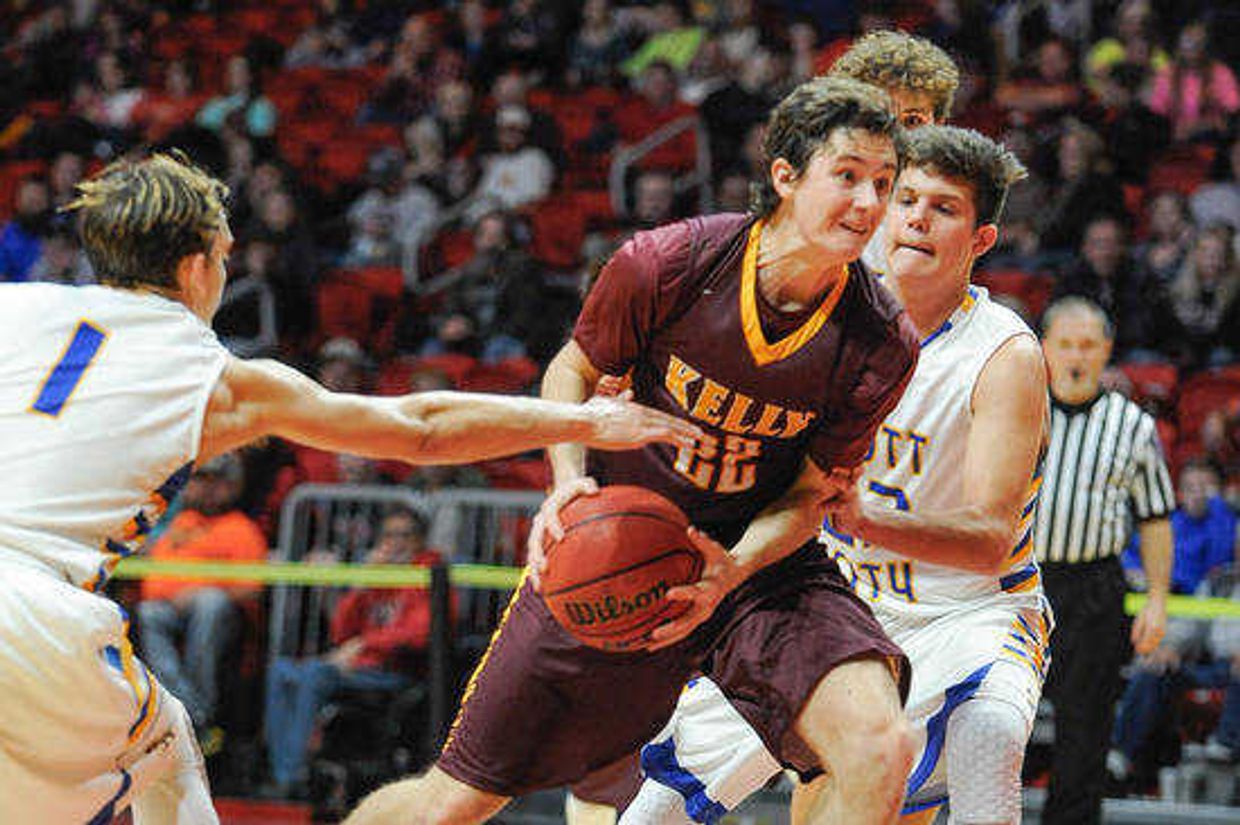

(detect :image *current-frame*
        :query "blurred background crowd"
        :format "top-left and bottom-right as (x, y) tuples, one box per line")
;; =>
(2, 0), (1239, 817)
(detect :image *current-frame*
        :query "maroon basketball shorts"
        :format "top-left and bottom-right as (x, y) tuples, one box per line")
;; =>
(437, 543), (908, 796)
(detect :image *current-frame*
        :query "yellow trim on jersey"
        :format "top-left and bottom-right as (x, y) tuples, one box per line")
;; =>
(442, 568), (530, 750)
(1003, 613), (1050, 682)
(116, 623), (159, 745)
(739, 221), (849, 367)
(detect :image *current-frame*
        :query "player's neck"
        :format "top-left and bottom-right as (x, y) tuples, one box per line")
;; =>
(756, 219), (850, 310)
(123, 284), (213, 324)
(889, 270), (971, 339)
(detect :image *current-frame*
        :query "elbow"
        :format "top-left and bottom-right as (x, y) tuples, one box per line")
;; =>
(394, 394), (451, 464)
(975, 525), (1019, 576)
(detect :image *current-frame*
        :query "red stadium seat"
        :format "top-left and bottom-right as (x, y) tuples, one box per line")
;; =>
(409, 354), (478, 386)
(318, 78), (370, 121)
(347, 123), (403, 151)
(199, 32), (248, 62)
(1120, 362), (1180, 411)
(0, 160), (49, 221)
(151, 30), (193, 61)
(432, 229), (475, 270)
(275, 118), (339, 168)
(614, 98), (700, 173)
(375, 358), (420, 395)
(315, 279), (373, 341)
(527, 197), (587, 270)
(1155, 417), (1177, 451)
(1176, 371), (1240, 444)
(265, 86), (305, 119)
(278, 66), (330, 95)
(973, 269), (1053, 321)
(181, 13), (216, 38)
(459, 357), (541, 394)
(349, 266), (404, 301)
(479, 458), (549, 490)
(280, 5), (318, 35)
(227, 8), (281, 37)
(573, 189), (615, 229)
(1147, 147), (1214, 197)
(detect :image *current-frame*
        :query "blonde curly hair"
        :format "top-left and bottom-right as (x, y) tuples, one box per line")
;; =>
(829, 31), (960, 121)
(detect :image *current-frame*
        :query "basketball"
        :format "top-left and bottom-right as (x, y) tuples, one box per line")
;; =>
(542, 485), (703, 652)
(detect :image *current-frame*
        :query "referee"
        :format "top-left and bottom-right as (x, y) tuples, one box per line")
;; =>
(1036, 297), (1173, 824)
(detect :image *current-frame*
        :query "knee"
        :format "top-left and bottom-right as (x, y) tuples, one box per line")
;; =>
(835, 711), (915, 788)
(189, 588), (238, 623)
(137, 600), (177, 632)
(351, 769), (502, 825)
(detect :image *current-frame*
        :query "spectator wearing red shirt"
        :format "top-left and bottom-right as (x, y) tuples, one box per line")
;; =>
(130, 59), (207, 144)
(262, 508), (443, 797)
(615, 60), (699, 173)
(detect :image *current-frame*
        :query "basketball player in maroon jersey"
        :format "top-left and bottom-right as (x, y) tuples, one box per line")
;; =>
(565, 31), (963, 825)
(345, 76), (918, 825)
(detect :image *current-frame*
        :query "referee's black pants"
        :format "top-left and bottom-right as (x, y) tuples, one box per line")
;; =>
(1041, 557), (1130, 825)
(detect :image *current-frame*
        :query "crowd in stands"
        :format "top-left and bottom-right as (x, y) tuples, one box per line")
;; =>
(3, 0), (1239, 806)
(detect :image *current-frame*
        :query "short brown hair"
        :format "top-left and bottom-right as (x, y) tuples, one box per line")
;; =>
(63, 151), (229, 289)
(752, 76), (900, 218)
(902, 125), (1027, 225)
(830, 30), (959, 120)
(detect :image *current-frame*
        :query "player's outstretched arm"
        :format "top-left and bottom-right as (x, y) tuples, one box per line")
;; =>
(827, 334), (1048, 574)
(198, 356), (699, 465)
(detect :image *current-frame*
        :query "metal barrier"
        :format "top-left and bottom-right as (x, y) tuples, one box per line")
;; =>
(270, 484), (434, 663)
(268, 484), (541, 749)
(428, 488), (542, 642)
(608, 114), (712, 217)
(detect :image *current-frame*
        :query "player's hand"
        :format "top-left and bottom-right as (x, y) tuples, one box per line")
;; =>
(1142, 643), (1180, 673)
(821, 473), (865, 536)
(343, 778), (420, 825)
(1131, 594), (1168, 656)
(324, 637), (365, 669)
(580, 394), (701, 452)
(594, 373), (631, 397)
(646, 527), (745, 651)
(528, 477), (600, 592)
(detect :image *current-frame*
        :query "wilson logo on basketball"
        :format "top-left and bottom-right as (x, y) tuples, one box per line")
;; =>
(561, 580), (672, 627)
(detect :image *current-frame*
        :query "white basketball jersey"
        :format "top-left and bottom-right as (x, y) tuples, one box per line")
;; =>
(823, 286), (1044, 608)
(0, 284), (228, 590)
(861, 222), (889, 275)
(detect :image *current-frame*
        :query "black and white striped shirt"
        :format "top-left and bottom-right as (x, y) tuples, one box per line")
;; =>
(1034, 391), (1174, 565)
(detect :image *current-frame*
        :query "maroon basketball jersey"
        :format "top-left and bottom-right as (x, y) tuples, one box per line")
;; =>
(575, 213), (918, 546)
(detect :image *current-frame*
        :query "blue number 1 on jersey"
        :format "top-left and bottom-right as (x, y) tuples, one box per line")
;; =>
(30, 321), (108, 417)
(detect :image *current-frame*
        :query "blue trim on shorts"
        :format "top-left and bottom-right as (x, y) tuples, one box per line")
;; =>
(904, 663), (992, 802)
(998, 563), (1037, 592)
(86, 768), (132, 825)
(104, 644), (123, 673)
(902, 793), (948, 815)
(641, 738), (729, 824)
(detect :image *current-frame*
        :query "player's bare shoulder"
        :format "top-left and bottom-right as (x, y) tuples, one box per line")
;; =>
(972, 332), (1049, 434)
(200, 356), (317, 459)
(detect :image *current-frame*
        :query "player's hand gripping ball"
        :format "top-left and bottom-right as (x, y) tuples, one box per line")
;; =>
(542, 485), (703, 651)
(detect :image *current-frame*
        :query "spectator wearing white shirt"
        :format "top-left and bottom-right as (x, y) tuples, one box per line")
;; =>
(464, 105), (553, 223)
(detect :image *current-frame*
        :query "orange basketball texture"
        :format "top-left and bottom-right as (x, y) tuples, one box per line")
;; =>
(542, 486), (703, 652)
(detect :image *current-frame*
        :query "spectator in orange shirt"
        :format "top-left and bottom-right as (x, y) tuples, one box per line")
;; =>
(136, 452), (268, 735)
(263, 508), (444, 798)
